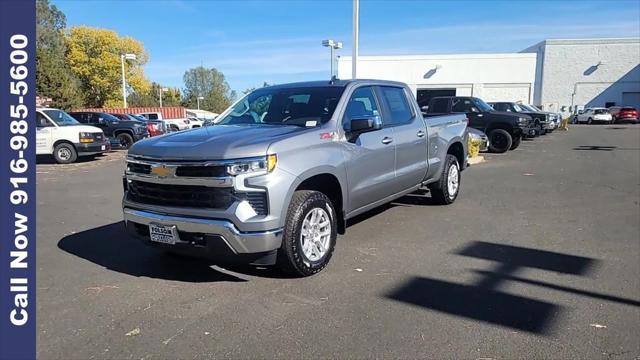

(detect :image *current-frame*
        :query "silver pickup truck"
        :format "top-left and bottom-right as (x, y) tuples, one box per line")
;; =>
(122, 79), (468, 276)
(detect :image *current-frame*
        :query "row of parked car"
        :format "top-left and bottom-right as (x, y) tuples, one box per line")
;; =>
(423, 96), (562, 153)
(35, 107), (209, 163)
(571, 106), (638, 124)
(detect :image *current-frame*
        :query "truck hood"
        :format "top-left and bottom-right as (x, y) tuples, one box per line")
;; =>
(65, 124), (104, 133)
(128, 124), (305, 160)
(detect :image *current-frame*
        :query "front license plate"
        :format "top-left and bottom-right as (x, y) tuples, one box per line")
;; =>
(101, 145), (106, 150)
(149, 223), (179, 245)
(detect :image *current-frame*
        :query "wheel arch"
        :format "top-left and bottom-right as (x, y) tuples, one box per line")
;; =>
(284, 170), (347, 235)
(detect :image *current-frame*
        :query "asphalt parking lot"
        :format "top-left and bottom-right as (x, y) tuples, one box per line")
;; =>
(36, 125), (639, 359)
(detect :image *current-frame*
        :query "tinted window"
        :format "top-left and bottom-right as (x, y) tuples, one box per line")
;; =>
(147, 113), (159, 120)
(69, 113), (87, 123)
(380, 86), (413, 125)
(452, 98), (475, 113)
(593, 109), (609, 114)
(492, 103), (511, 112)
(428, 98), (449, 113)
(343, 86), (380, 126)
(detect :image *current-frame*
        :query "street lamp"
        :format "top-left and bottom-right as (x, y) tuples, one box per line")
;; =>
(322, 39), (343, 78)
(197, 96), (204, 110)
(120, 53), (137, 108)
(159, 87), (168, 108)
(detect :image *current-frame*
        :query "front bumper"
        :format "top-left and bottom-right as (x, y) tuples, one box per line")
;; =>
(75, 140), (110, 155)
(124, 208), (283, 260)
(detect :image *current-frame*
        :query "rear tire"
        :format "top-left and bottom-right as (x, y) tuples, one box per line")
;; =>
(488, 129), (513, 153)
(53, 143), (77, 164)
(509, 136), (522, 150)
(429, 154), (461, 205)
(277, 190), (337, 277)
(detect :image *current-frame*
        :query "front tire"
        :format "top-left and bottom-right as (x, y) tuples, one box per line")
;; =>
(488, 129), (513, 153)
(587, 117), (593, 125)
(277, 190), (337, 277)
(53, 143), (77, 164)
(429, 154), (461, 205)
(117, 133), (134, 149)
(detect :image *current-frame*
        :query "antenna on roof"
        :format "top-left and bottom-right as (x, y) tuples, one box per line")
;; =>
(329, 75), (339, 84)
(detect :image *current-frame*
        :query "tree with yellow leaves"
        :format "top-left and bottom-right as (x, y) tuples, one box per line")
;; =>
(65, 26), (151, 107)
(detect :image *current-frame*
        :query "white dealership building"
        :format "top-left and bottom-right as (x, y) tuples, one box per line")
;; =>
(337, 38), (640, 116)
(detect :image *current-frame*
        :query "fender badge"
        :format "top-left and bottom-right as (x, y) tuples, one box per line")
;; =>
(320, 132), (335, 140)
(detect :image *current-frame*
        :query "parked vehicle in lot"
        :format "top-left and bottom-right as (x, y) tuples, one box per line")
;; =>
(69, 111), (149, 149)
(426, 96), (532, 153)
(524, 104), (561, 131)
(112, 113), (166, 137)
(187, 117), (204, 128)
(122, 79), (468, 276)
(608, 106), (638, 123)
(468, 127), (489, 152)
(36, 108), (110, 164)
(137, 112), (190, 131)
(575, 108), (613, 124)
(488, 102), (551, 135)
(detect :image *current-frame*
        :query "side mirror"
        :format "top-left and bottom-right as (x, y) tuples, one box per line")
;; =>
(97, 117), (106, 124)
(349, 116), (382, 133)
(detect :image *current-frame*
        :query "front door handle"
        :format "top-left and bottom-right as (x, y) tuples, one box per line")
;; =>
(381, 137), (393, 144)
(416, 130), (425, 138)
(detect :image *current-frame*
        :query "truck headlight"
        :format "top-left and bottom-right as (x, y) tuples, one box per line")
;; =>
(79, 132), (95, 143)
(226, 154), (277, 176)
(518, 117), (529, 125)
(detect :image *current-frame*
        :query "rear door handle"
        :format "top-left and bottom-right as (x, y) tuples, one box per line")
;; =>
(416, 130), (425, 138)
(381, 137), (393, 144)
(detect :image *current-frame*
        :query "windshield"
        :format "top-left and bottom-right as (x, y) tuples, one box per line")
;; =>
(216, 86), (345, 126)
(527, 104), (542, 111)
(473, 98), (494, 112)
(43, 109), (80, 126)
(513, 104), (528, 112)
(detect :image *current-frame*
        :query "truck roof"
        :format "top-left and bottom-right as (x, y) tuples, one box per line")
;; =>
(264, 79), (408, 90)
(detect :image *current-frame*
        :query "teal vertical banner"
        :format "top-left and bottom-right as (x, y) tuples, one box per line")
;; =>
(0, 0), (36, 359)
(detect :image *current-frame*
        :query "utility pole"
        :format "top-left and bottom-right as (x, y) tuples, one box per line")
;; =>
(352, 0), (359, 79)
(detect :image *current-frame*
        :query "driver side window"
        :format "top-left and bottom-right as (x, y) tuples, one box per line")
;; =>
(452, 98), (475, 113)
(36, 112), (53, 128)
(343, 86), (380, 129)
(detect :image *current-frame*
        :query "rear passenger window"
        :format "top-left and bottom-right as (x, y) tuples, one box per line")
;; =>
(380, 86), (413, 125)
(148, 114), (159, 120)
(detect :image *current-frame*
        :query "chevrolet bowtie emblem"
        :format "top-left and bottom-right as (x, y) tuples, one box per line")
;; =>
(151, 164), (172, 178)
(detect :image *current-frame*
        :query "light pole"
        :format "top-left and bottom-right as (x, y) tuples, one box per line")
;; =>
(120, 53), (137, 108)
(159, 87), (168, 107)
(197, 96), (204, 110)
(352, 0), (359, 79)
(322, 39), (343, 78)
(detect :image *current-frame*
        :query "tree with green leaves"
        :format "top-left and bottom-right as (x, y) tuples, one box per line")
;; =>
(128, 82), (181, 107)
(182, 66), (235, 112)
(36, 0), (83, 110)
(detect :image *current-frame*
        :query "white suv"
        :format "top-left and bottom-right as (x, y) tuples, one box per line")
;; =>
(36, 108), (110, 164)
(576, 108), (613, 124)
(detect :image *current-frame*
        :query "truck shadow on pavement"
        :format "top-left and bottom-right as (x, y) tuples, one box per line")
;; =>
(385, 241), (638, 335)
(58, 222), (250, 283)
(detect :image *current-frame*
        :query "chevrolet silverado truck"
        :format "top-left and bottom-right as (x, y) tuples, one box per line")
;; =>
(122, 80), (468, 276)
(426, 96), (533, 153)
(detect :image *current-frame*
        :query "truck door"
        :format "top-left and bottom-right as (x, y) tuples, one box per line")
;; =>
(453, 97), (487, 131)
(377, 86), (428, 192)
(341, 86), (397, 212)
(36, 111), (55, 155)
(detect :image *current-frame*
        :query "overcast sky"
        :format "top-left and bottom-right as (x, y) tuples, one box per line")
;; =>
(53, 0), (640, 92)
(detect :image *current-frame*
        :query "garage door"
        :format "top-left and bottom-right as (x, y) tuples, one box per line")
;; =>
(482, 84), (531, 103)
(622, 92), (640, 109)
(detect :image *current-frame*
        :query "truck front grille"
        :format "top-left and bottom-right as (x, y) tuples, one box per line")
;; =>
(127, 180), (267, 215)
(126, 161), (227, 178)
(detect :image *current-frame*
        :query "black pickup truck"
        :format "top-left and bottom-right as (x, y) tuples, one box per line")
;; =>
(488, 102), (551, 135)
(426, 96), (534, 153)
(69, 111), (149, 149)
